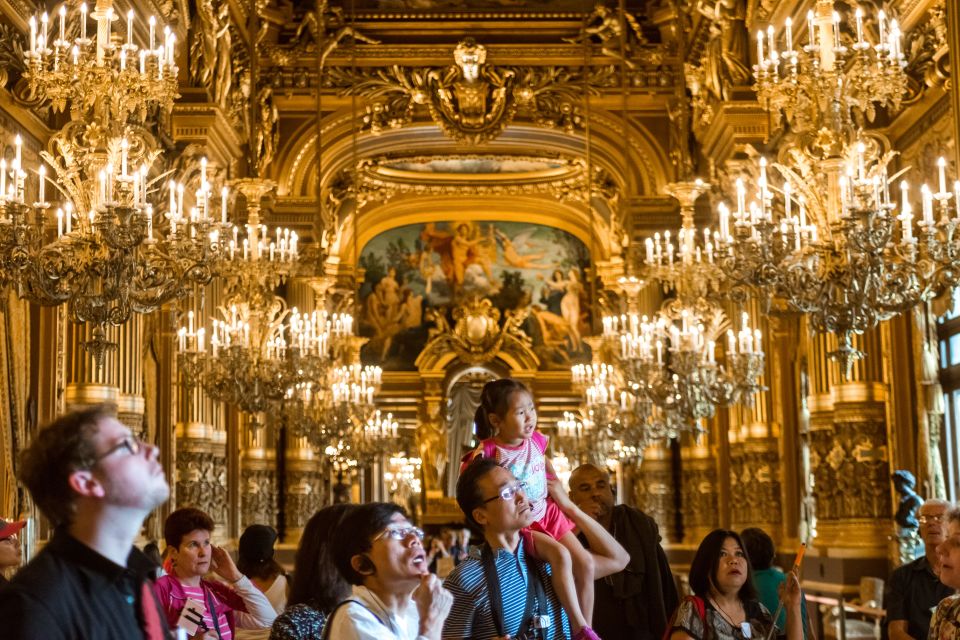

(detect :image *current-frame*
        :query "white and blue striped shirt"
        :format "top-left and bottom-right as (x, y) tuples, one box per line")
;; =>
(441, 539), (570, 640)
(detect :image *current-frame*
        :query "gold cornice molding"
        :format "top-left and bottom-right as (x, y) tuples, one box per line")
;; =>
(697, 101), (769, 166)
(170, 90), (245, 168)
(276, 113), (666, 202)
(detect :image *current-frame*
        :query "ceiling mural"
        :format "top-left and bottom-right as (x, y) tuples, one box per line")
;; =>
(358, 220), (592, 370)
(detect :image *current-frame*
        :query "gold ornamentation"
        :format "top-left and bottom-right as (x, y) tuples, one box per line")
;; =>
(417, 296), (533, 367)
(290, 0), (381, 69)
(328, 41), (616, 143)
(562, 3), (659, 69)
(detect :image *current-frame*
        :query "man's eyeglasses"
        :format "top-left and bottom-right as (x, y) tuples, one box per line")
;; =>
(373, 524), (424, 542)
(919, 514), (946, 524)
(95, 436), (143, 463)
(483, 481), (528, 504)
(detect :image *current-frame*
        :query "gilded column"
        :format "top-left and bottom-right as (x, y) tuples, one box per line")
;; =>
(116, 315), (146, 437)
(680, 436), (718, 544)
(174, 284), (229, 533)
(728, 299), (782, 538)
(240, 416), (277, 530)
(633, 443), (677, 542)
(64, 323), (121, 410)
(809, 329), (892, 554)
(284, 432), (323, 543)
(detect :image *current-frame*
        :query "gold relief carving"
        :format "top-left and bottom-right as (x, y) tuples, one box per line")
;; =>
(191, 0), (233, 108)
(562, 3), (661, 69)
(415, 296), (537, 369)
(285, 468), (324, 534)
(176, 446), (229, 526)
(681, 454), (719, 543)
(810, 417), (891, 523)
(693, 0), (750, 103)
(327, 42), (618, 143)
(241, 467), (277, 530)
(633, 455), (676, 543)
(253, 85), (279, 176)
(729, 439), (781, 530)
(901, 0), (948, 102)
(288, 0), (381, 69)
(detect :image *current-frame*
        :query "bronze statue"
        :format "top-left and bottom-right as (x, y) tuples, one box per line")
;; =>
(696, 0), (750, 101)
(253, 85), (279, 175)
(293, 0), (381, 69)
(563, 3), (648, 69)
(191, 0), (233, 107)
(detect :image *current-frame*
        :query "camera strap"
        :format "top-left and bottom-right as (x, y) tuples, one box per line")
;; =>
(480, 541), (549, 638)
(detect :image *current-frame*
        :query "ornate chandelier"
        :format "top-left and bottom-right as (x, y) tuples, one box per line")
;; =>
(177, 180), (317, 421)
(282, 359), (383, 453)
(3, 3), (224, 364)
(718, 1), (959, 374)
(579, 182), (765, 449)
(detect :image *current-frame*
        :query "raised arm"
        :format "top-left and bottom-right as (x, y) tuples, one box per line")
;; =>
(547, 478), (629, 578)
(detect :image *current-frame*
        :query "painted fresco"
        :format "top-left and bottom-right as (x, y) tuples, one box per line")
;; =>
(358, 221), (592, 370)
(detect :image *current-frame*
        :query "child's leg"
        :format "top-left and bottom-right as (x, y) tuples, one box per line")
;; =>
(558, 530), (595, 626)
(531, 530), (588, 633)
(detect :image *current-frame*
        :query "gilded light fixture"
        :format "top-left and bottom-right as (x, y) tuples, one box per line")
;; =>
(607, 189), (766, 441)
(720, 1), (960, 374)
(4, 2), (225, 365)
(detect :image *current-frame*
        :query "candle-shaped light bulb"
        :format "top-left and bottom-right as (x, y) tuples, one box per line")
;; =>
(14, 135), (21, 170)
(807, 10), (815, 48)
(80, 3), (88, 40)
(878, 10), (887, 45)
(785, 17), (793, 53)
(855, 7), (864, 44)
(221, 186), (228, 224)
(939, 157), (948, 194)
(38, 164), (45, 203)
(29, 16), (36, 54)
(126, 9), (133, 46)
(40, 12), (48, 51)
(149, 16), (156, 50)
(757, 30), (765, 66)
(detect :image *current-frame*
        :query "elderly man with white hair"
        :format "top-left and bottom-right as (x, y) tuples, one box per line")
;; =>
(884, 498), (954, 640)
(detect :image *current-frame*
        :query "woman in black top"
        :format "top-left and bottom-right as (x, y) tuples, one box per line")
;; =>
(270, 504), (356, 640)
(669, 529), (802, 640)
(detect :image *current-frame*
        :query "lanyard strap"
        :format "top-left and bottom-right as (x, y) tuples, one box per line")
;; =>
(202, 587), (225, 640)
(480, 543), (548, 638)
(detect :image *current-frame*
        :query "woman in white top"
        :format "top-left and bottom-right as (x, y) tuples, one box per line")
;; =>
(236, 525), (288, 640)
(325, 502), (453, 640)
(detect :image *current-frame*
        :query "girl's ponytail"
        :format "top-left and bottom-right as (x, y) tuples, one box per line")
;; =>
(473, 405), (493, 440)
(473, 378), (531, 442)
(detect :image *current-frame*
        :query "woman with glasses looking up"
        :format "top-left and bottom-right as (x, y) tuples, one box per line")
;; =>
(324, 502), (453, 640)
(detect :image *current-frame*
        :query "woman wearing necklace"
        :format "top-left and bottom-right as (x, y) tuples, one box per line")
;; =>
(669, 529), (803, 640)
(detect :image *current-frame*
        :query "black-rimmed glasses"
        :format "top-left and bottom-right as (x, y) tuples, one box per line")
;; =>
(482, 481), (527, 504)
(95, 435), (143, 463)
